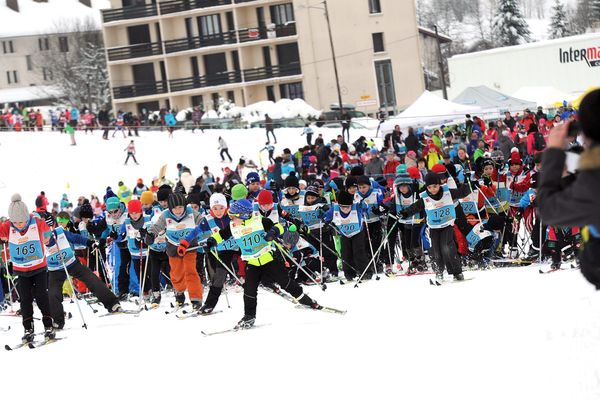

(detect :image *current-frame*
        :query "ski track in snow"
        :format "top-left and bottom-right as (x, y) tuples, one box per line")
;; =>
(0, 129), (599, 399)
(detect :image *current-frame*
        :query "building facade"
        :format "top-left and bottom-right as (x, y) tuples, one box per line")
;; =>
(101, 0), (425, 115)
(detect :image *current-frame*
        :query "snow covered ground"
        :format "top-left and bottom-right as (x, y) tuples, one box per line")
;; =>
(2, 266), (599, 399)
(1, 128), (599, 399)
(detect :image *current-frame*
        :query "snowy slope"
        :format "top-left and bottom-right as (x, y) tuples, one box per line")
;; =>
(1, 266), (599, 399)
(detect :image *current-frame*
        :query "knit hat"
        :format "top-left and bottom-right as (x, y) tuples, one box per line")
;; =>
(282, 226), (300, 249)
(356, 175), (371, 186)
(72, 207), (81, 219)
(396, 164), (408, 176)
(284, 174), (299, 189)
(350, 165), (365, 176)
(481, 158), (495, 169)
(210, 193), (227, 208)
(157, 184), (173, 202)
(510, 152), (522, 165)
(127, 199), (142, 214)
(140, 191), (154, 206)
(425, 173), (441, 187)
(305, 185), (320, 198)
(35, 196), (44, 208)
(106, 197), (121, 211)
(257, 190), (274, 206)
(246, 172), (260, 185)
(337, 191), (354, 206)
(431, 163), (447, 174)
(299, 179), (307, 189)
(407, 166), (421, 180)
(167, 193), (186, 211)
(8, 194), (29, 223)
(406, 150), (416, 159)
(231, 183), (248, 201)
(187, 192), (202, 206)
(395, 168), (412, 185)
(79, 203), (93, 219)
(345, 176), (358, 189)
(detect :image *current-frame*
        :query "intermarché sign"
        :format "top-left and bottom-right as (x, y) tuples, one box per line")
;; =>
(559, 45), (600, 67)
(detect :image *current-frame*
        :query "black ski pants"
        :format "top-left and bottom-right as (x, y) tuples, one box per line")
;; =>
(340, 230), (369, 280)
(16, 269), (53, 330)
(149, 249), (170, 292)
(429, 225), (462, 276)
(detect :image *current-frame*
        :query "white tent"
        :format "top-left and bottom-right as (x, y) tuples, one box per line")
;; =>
(380, 90), (481, 133)
(512, 86), (576, 108)
(452, 85), (536, 114)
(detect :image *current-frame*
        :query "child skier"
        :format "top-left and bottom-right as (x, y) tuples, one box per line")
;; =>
(205, 199), (321, 329)
(0, 194), (55, 341)
(119, 200), (151, 296)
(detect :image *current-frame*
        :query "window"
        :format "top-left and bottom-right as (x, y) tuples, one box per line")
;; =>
(58, 36), (69, 52)
(227, 90), (235, 103)
(372, 32), (384, 53)
(368, 0), (381, 14)
(9, 41), (14, 53)
(26, 55), (33, 71)
(42, 67), (53, 81)
(270, 3), (294, 25)
(198, 14), (222, 37)
(375, 60), (396, 109)
(191, 95), (204, 108)
(13, 71), (18, 84)
(38, 37), (50, 51)
(266, 85), (275, 102)
(280, 82), (304, 100)
(211, 93), (220, 110)
(7, 70), (18, 84)
(6, 71), (11, 84)
(1, 41), (13, 54)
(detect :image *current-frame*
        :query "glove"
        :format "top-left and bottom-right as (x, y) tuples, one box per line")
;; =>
(470, 178), (480, 189)
(298, 224), (309, 235)
(87, 239), (99, 250)
(514, 211), (523, 221)
(135, 238), (143, 249)
(204, 237), (217, 250)
(109, 229), (118, 240)
(328, 180), (338, 190)
(481, 177), (492, 187)
(399, 210), (410, 219)
(177, 239), (189, 257)
(139, 227), (148, 237)
(371, 205), (387, 216)
(264, 226), (280, 242)
(144, 231), (155, 245)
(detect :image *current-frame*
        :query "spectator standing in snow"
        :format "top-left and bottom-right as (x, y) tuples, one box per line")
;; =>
(191, 106), (204, 133)
(341, 111), (351, 142)
(218, 136), (233, 162)
(265, 114), (277, 144)
(301, 123), (313, 145)
(124, 140), (139, 165)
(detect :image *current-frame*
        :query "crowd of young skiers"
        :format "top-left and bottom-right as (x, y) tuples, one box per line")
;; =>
(0, 103), (588, 345)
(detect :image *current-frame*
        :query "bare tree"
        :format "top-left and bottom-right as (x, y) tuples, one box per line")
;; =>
(34, 17), (110, 111)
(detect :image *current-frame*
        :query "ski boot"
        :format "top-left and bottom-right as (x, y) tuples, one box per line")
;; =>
(298, 294), (322, 309)
(52, 321), (65, 330)
(551, 261), (561, 271)
(434, 272), (444, 285)
(453, 273), (465, 281)
(110, 303), (123, 313)
(150, 292), (161, 307)
(191, 300), (203, 311)
(22, 329), (35, 344)
(175, 292), (186, 307)
(198, 304), (214, 315)
(384, 264), (394, 276)
(235, 315), (256, 330)
(44, 326), (56, 340)
(524, 249), (539, 262)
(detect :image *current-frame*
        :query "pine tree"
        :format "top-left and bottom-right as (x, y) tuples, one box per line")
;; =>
(492, 0), (531, 46)
(592, 0), (600, 25)
(548, 0), (570, 39)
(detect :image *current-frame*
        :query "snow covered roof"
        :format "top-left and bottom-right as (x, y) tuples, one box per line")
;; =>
(0, 85), (62, 103)
(450, 32), (600, 60)
(512, 86), (576, 108)
(0, 0), (111, 38)
(418, 27), (452, 43)
(453, 85), (536, 114)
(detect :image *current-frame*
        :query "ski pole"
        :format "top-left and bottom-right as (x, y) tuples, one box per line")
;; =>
(319, 225), (323, 281)
(355, 219), (400, 287)
(210, 250), (243, 285)
(2, 244), (15, 311)
(273, 241), (326, 291)
(305, 225), (361, 275)
(55, 233), (88, 329)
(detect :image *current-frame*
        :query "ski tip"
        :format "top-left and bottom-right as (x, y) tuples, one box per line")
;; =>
(4, 344), (12, 351)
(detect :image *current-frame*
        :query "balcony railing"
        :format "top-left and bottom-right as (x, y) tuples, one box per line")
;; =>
(107, 42), (163, 61)
(102, 3), (157, 23)
(233, 0), (257, 3)
(159, 0), (232, 15)
(243, 62), (301, 82)
(238, 23), (297, 42)
(164, 31), (237, 54)
(169, 70), (242, 92)
(113, 80), (169, 99)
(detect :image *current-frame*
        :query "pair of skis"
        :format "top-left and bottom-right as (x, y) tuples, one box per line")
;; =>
(5, 337), (65, 351)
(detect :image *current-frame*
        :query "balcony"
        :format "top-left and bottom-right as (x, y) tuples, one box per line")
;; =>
(102, 3), (157, 23)
(107, 42), (163, 61)
(233, 0), (257, 3)
(159, 0), (232, 15)
(169, 70), (242, 92)
(164, 31), (237, 54)
(238, 23), (297, 42)
(113, 80), (169, 99)
(243, 62), (301, 82)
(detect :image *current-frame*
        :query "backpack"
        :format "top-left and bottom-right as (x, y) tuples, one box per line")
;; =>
(533, 132), (546, 151)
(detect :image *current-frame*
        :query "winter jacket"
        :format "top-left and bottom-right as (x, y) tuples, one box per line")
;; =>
(538, 145), (600, 288)
(404, 133), (420, 154)
(498, 135), (515, 160)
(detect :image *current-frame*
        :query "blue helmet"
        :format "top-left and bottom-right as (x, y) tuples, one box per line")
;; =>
(229, 199), (253, 220)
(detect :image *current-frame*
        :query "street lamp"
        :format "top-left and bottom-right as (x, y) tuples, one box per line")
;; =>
(298, 1), (344, 114)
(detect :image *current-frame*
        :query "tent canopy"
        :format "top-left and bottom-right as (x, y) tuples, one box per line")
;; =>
(452, 85), (536, 114)
(512, 86), (575, 108)
(0, 85), (61, 104)
(380, 90), (481, 132)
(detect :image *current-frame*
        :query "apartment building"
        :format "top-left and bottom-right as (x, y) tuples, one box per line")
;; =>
(102, 0), (425, 115)
(0, 0), (108, 106)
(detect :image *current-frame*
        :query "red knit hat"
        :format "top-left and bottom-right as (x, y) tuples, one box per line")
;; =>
(407, 166), (421, 180)
(431, 163), (447, 174)
(510, 152), (522, 165)
(257, 190), (273, 206)
(127, 199), (142, 214)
